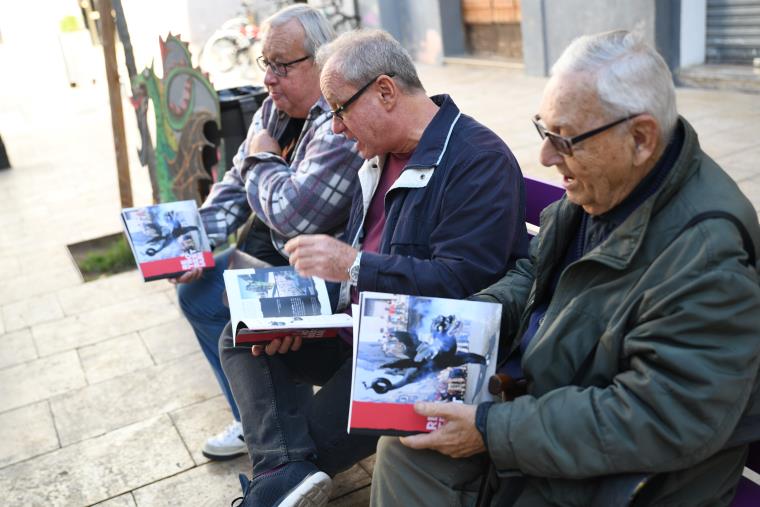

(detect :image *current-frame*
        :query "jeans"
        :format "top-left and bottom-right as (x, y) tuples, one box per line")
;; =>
(219, 323), (379, 477)
(176, 248), (240, 421)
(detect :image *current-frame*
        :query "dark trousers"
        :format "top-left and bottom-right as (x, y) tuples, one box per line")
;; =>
(219, 324), (379, 477)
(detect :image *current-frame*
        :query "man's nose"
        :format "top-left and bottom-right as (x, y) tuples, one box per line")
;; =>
(263, 65), (278, 86)
(539, 138), (564, 167)
(331, 115), (345, 135)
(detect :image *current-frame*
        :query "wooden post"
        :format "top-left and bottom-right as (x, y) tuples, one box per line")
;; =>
(98, 0), (133, 208)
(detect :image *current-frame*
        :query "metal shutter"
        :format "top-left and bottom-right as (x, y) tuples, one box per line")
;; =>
(706, 0), (760, 64)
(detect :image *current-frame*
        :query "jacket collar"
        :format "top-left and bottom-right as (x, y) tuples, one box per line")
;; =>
(543, 116), (701, 270)
(405, 94), (462, 169)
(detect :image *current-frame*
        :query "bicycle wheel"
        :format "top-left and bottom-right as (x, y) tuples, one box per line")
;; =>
(200, 34), (241, 74)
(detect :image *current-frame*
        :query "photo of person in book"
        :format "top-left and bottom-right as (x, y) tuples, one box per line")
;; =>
(124, 203), (208, 264)
(356, 296), (497, 405)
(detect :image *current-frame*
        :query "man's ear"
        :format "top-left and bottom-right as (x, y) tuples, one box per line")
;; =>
(376, 75), (397, 111)
(630, 114), (660, 166)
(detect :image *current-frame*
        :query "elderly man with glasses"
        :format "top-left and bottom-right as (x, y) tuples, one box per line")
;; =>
(173, 4), (363, 462)
(369, 30), (760, 507)
(220, 28), (529, 506)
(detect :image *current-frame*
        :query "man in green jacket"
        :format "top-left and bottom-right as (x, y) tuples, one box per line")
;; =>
(370, 30), (760, 506)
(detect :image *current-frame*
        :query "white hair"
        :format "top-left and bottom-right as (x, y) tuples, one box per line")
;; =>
(316, 29), (425, 93)
(551, 30), (678, 143)
(263, 4), (336, 56)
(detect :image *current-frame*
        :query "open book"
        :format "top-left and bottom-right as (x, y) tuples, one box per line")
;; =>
(121, 200), (214, 281)
(223, 266), (352, 347)
(348, 292), (501, 436)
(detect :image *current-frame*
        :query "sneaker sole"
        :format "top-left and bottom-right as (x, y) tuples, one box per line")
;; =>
(201, 447), (248, 461)
(275, 471), (333, 507)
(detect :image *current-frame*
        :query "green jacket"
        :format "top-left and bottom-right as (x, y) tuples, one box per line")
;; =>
(476, 117), (760, 506)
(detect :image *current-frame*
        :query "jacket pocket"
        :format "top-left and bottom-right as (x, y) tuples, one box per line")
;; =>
(389, 217), (431, 258)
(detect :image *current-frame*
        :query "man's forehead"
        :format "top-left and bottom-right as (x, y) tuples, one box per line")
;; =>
(320, 67), (348, 100)
(261, 20), (305, 58)
(539, 73), (596, 126)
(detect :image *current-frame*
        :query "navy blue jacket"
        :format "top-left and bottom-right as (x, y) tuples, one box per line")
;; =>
(333, 94), (528, 310)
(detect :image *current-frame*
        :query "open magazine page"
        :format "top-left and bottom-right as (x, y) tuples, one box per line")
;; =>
(223, 267), (350, 346)
(121, 200), (213, 280)
(349, 292), (501, 436)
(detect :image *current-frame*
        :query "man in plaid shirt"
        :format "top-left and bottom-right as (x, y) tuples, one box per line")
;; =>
(174, 4), (363, 461)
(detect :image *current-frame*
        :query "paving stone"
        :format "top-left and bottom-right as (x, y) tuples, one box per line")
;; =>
(0, 415), (193, 506)
(0, 350), (86, 412)
(92, 493), (137, 506)
(328, 484), (371, 506)
(0, 255), (22, 280)
(332, 463), (372, 499)
(0, 328), (37, 370)
(32, 292), (181, 356)
(56, 270), (171, 316)
(0, 400), (59, 468)
(358, 455), (376, 476)
(131, 457), (248, 506)
(139, 317), (199, 365)
(0, 313), (4, 335)
(0, 267), (81, 307)
(78, 332), (155, 384)
(169, 395), (236, 465)
(2, 293), (65, 332)
(50, 352), (220, 446)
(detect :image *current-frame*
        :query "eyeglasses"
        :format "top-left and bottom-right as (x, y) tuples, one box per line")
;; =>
(331, 73), (396, 121)
(532, 113), (641, 156)
(256, 55), (311, 77)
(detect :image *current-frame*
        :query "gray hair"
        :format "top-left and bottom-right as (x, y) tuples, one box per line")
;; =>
(263, 4), (336, 56)
(551, 30), (678, 143)
(316, 29), (424, 93)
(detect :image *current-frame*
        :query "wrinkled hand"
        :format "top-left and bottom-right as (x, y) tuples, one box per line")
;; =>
(248, 130), (281, 156)
(168, 267), (203, 285)
(251, 335), (303, 357)
(284, 235), (357, 282)
(400, 402), (485, 458)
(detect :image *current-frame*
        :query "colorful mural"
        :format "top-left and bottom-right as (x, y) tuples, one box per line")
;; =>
(131, 34), (220, 204)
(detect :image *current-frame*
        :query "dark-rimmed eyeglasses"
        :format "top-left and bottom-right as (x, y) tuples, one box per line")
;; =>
(331, 73), (396, 121)
(532, 113), (641, 156)
(256, 55), (311, 77)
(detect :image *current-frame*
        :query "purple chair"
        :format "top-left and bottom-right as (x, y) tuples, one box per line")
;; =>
(524, 176), (565, 234)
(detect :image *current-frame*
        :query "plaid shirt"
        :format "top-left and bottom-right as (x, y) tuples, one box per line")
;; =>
(200, 95), (363, 256)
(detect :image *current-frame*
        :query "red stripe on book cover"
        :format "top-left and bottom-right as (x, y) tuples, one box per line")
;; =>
(236, 328), (340, 345)
(140, 252), (214, 278)
(350, 401), (436, 433)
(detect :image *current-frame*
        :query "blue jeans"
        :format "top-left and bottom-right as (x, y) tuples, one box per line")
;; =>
(176, 248), (240, 421)
(219, 325), (379, 477)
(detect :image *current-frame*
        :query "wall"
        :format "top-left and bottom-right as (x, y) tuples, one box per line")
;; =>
(376, 0), (447, 64)
(680, 0), (707, 67)
(521, 0), (657, 76)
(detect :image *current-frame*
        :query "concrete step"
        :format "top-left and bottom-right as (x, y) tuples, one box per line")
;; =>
(676, 63), (760, 94)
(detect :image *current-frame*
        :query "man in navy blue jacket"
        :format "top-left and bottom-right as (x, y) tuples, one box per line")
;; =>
(220, 29), (528, 507)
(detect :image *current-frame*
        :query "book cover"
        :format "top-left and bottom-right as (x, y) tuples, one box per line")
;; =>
(121, 200), (214, 281)
(223, 266), (352, 347)
(348, 292), (501, 436)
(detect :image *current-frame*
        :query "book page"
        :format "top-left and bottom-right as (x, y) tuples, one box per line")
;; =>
(224, 267), (340, 337)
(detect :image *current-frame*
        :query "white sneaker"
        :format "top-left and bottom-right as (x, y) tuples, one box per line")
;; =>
(202, 420), (247, 460)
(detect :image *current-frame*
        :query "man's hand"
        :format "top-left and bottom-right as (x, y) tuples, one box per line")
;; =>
(248, 130), (281, 156)
(251, 335), (303, 357)
(168, 267), (203, 285)
(399, 402), (485, 458)
(284, 235), (357, 282)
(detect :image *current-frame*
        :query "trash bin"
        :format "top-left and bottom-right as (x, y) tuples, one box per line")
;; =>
(217, 85), (269, 178)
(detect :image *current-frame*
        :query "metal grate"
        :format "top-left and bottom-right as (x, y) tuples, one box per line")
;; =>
(706, 0), (760, 64)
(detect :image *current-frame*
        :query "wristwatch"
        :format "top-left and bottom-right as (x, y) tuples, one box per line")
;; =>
(348, 252), (362, 286)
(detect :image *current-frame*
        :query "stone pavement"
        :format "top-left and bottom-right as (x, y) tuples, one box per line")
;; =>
(0, 51), (759, 506)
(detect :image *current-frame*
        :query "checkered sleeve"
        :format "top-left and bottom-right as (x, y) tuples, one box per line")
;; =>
(198, 100), (273, 247)
(244, 115), (363, 238)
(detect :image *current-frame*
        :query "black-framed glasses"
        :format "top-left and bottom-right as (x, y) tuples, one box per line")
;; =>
(256, 55), (311, 77)
(532, 113), (641, 156)
(331, 73), (396, 121)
